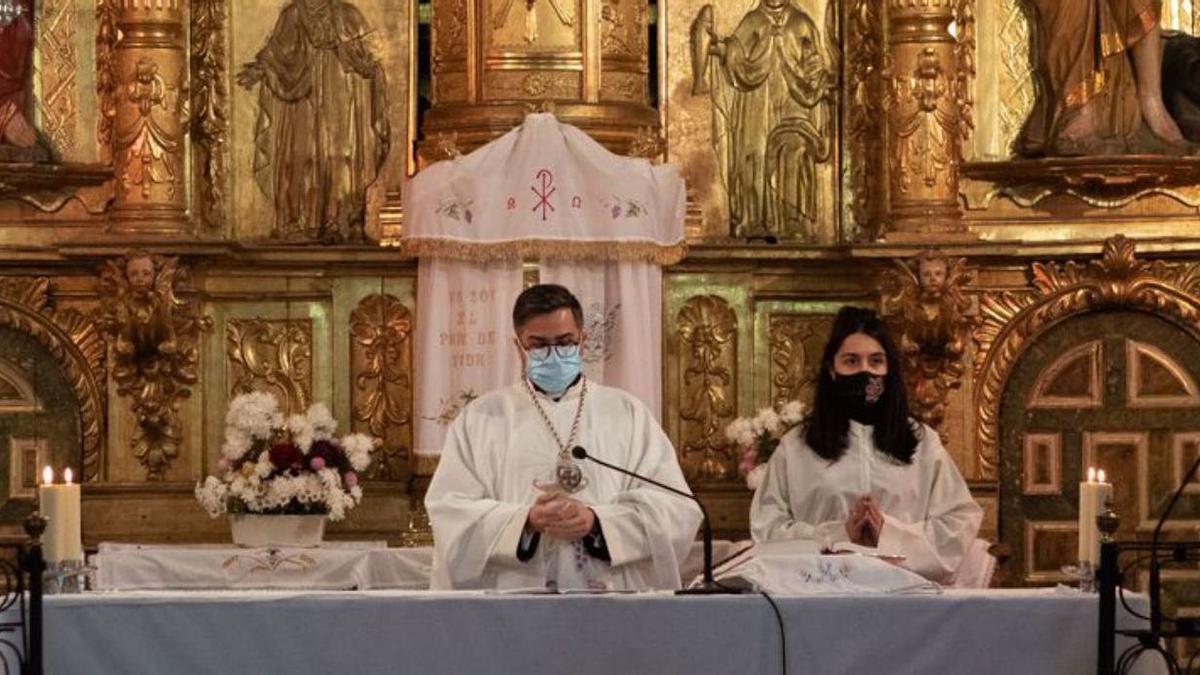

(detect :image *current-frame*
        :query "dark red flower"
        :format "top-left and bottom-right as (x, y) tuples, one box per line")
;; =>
(309, 439), (349, 472)
(268, 442), (302, 471)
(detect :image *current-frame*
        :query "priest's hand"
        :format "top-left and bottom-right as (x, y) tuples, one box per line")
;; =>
(544, 498), (596, 542)
(528, 491), (571, 533)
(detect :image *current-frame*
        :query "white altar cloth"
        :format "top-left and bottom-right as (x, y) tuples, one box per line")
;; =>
(28, 588), (1163, 675)
(90, 542), (433, 591)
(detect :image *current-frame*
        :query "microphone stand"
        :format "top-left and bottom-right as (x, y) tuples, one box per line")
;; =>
(1149, 452), (1200, 635)
(571, 446), (748, 595)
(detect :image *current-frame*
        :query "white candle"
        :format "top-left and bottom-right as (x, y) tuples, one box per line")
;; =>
(1079, 467), (1097, 566)
(38, 466), (82, 563)
(1077, 467), (1113, 567)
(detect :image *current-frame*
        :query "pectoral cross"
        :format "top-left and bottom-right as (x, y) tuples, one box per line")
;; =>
(492, 0), (575, 44)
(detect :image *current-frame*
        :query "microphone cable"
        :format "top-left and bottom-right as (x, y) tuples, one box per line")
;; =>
(758, 589), (787, 675)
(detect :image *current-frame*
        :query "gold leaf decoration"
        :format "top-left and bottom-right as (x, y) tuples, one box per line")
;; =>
(350, 294), (412, 481)
(677, 295), (737, 482)
(226, 319), (313, 416)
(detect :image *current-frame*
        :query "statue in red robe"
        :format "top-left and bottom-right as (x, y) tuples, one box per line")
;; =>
(0, 1), (39, 151)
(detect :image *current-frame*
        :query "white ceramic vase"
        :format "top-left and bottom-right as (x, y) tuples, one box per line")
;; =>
(229, 513), (326, 548)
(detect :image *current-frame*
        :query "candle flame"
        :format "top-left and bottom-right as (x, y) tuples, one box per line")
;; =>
(1097, 468), (1106, 484)
(41, 465), (52, 485)
(63, 467), (73, 484)
(1087, 466), (1096, 482)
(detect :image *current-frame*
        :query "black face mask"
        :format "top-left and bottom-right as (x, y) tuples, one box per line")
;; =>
(833, 372), (886, 424)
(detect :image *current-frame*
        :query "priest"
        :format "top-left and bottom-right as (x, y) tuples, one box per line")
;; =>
(426, 284), (702, 591)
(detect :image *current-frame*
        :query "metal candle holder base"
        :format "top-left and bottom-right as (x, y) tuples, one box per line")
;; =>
(44, 560), (89, 595)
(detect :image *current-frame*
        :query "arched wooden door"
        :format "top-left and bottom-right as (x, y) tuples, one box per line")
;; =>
(1000, 311), (1200, 587)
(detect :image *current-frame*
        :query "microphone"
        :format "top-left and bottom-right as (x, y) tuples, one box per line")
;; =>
(570, 445), (746, 595)
(1149, 452), (1200, 634)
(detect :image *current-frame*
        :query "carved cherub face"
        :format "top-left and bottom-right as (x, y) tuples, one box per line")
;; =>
(918, 258), (947, 296)
(125, 256), (155, 294)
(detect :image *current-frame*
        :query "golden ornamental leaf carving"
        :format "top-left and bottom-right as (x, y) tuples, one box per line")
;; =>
(954, 0), (975, 145)
(190, 0), (229, 229)
(115, 59), (184, 199)
(846, 0), (886, 239)
(973, 235), (1200, 477)
(95, 0), (119, 151)
(768, 315), (830, 410)
(676, 295), (737, 482)
(226, 319), (313, 417)
(888, 48), (959, 197)
(350, 294), (412, 481)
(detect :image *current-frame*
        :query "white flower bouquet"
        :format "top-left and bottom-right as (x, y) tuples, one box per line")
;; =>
(724, 400), (806, 491)
(195, 392), (376, 522)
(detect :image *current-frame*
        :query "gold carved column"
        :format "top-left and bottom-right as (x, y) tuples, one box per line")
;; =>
(111, 0), (188, 234)
(422, 0), (655, 157)
(884, 0), (967, 239)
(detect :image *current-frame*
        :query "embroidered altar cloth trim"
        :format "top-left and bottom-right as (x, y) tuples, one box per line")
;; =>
(92, 542), (433, 591)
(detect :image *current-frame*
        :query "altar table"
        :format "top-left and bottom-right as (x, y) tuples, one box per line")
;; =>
(26, 587), (1164, 675)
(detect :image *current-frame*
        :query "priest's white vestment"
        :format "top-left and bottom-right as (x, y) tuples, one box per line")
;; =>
(426, 379), (702, 590)
(750, 421), (982, 582)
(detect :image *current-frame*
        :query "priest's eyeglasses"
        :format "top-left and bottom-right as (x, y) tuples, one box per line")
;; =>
(525, 343), (580, 362)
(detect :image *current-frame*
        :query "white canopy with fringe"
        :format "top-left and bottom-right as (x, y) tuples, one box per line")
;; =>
(404, 112), (686, 264)
(406, 114), (684, 458)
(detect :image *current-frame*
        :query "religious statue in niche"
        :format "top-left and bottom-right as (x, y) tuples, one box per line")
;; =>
(493, 0), (575, 44)
(689, 0), (834, 242)
(237, 0), (391, 244)
(1017, 0), (1189, 156)
(0, 0), (49, 160)
(97, 251), (212, 480)
(879, 251), (976, 434)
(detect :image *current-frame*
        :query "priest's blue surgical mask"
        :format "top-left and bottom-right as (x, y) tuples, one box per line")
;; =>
(525, 344), (582, 395)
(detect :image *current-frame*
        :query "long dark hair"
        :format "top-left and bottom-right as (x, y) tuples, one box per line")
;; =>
(804, 306), (920, 464)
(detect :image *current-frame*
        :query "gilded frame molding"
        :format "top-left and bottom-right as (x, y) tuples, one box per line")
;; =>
(0, 278), (106, 481)
(974, 235), (1200, 478)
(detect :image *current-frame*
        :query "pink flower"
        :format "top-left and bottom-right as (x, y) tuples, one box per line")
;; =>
(741, 444), (757, 464)
(217, 457), (230, 472)
(344, 472), (359, 488)
(310, 456), (326, 471)
(739, 458), (756, 476)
